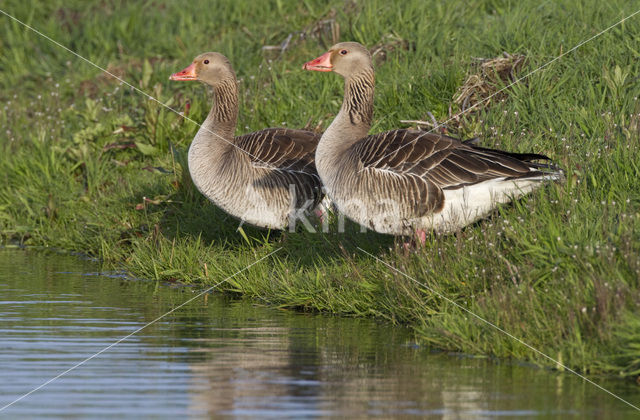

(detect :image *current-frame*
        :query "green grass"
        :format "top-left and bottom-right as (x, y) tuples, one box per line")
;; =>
(1, 0), (640, 379)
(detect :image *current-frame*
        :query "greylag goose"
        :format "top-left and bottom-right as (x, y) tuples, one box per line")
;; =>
(303, 42), (563, 237)
(170, 52), (323, 230)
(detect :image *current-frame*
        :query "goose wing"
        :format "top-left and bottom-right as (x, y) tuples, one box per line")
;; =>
(353, 129), (551, 214)
(235, 128), (319, 175)
(236, 128), (323, 209)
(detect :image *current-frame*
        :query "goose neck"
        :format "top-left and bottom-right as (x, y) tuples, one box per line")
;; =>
(318, 68), (375, 158)
(341, 67), (375, 130)
(200, 78), (239, 142)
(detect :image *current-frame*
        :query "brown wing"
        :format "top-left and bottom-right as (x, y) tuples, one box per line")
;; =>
(235, 128), (323, 209)
(352, 129), (551, 214)
(235, 128), (319, 175)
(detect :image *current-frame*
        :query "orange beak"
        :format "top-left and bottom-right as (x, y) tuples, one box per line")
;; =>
(303, 51), (333, 72)
(170, 63), (197, 81)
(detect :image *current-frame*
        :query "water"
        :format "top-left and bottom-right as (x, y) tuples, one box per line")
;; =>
(0, 250), (638, 419)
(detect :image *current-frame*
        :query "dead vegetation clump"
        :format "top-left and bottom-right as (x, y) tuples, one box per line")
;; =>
(261, 9), (343, 59)
(453, 52), (526, 112)
(263, 16), (412, 65)
(262, 2), (407, 63)
(401, 52), (527, 135)
(369, 33), (413, 65)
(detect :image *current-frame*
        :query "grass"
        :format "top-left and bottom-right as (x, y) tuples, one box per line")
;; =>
(1, 0), (640, 379)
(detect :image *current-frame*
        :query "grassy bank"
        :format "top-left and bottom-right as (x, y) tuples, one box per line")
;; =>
(1, 0), (640, 379)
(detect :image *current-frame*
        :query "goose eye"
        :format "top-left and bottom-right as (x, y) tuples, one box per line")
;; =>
(339, 49), (348, 55)
(203, 59), (210, 64)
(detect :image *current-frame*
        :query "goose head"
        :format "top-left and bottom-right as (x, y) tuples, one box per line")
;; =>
(303, 42), (372, 78)
(170, 52), (235, 86)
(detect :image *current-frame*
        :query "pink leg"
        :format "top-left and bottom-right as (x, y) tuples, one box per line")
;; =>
(314, 208), (325, 224)
(402, 229), (427, 252)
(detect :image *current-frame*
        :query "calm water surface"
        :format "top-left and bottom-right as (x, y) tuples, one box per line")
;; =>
(0, 250), (638, 419)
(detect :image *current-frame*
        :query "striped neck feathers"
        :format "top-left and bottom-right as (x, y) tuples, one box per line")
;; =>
(202, 77), (239, 140)
(322, 68), (375, 152)
(317, 67), (375, 170)
(342, 68), (375, 129)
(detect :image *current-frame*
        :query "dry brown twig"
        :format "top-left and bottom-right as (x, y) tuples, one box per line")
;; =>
(261, 10), (341, 58)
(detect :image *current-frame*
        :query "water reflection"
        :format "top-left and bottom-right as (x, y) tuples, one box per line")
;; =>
(0, 249), (638, 419)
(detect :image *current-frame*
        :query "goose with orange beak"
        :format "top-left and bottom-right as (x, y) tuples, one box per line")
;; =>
(303, 42), (563, 239)
(169, 52), (324, 230)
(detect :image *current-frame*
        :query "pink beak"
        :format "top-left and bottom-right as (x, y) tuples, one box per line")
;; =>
(170, 63), (197, 81)
(303, 51), (333, 72)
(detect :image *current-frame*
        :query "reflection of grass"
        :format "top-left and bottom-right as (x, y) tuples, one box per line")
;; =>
(1, 0), (640, 378)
